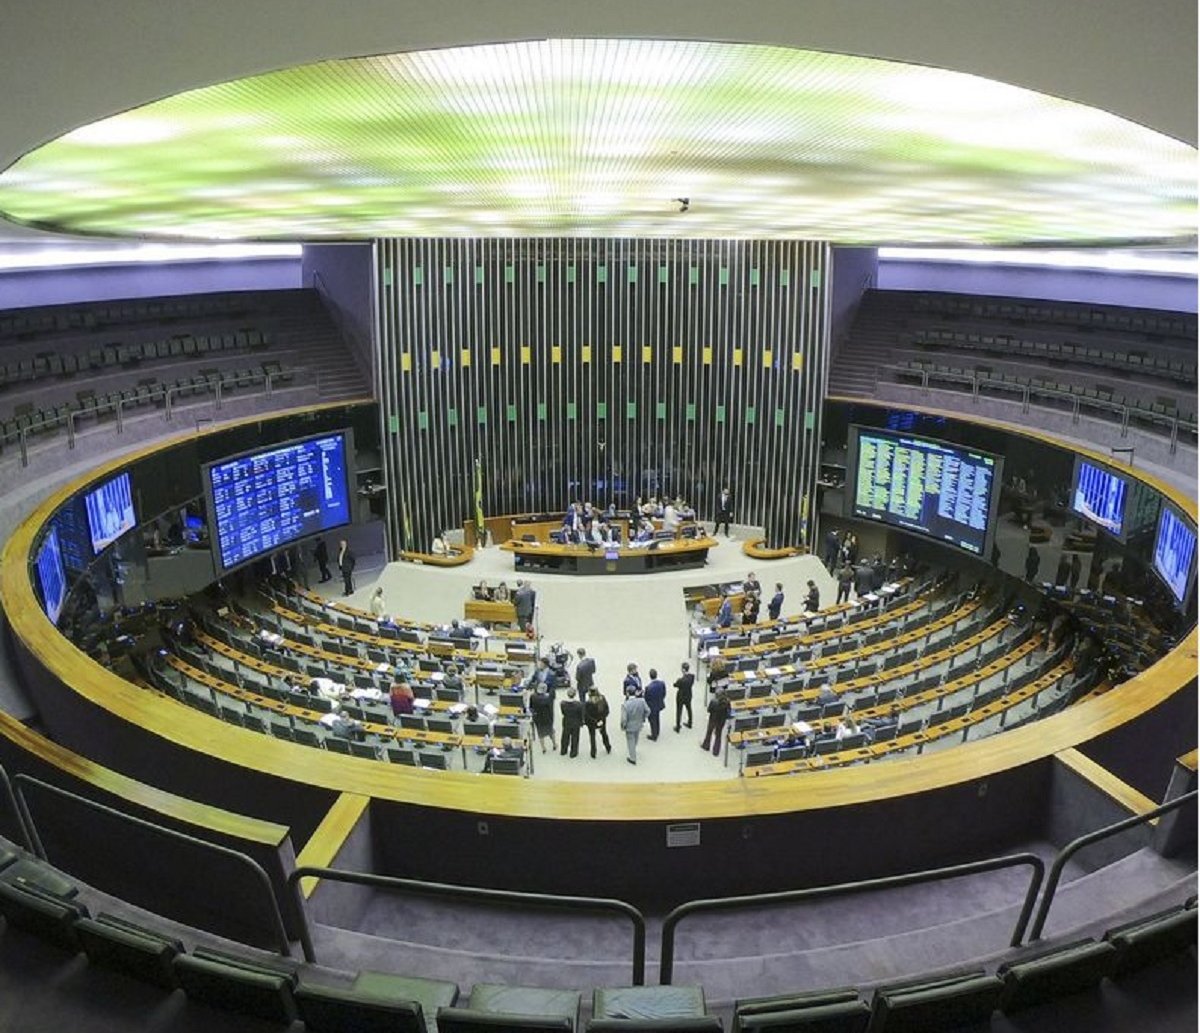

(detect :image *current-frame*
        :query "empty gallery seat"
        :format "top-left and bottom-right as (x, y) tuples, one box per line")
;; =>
(75, 913), (184, 989)
(996, 937), (1117, 1012)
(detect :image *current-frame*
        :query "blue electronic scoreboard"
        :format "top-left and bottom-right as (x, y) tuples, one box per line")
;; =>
(849, 426), (1002, 556)
(34, 525), (68, 625)
(84, 471), (136, 553)
(205, 431), (353, 572)
(1152, 504), (1197, 606)
(1070, 458), (1128, 537)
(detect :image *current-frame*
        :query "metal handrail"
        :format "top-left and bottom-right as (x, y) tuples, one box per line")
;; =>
(1028, 788), (1198, 941)
(659, 852), (1046, 985)
(0, 761), (33, 852)
(14, 773), (293, 957)
(286, 865), (646, 984)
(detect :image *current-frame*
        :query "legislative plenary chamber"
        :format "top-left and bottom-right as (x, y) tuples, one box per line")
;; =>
(0, 5), (1195, 1032)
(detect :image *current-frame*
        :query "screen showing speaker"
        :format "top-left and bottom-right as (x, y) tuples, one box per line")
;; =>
(1069, 458), (1130, 538)
(848, 426), (1001, 556)
(1151, 504), (1197, 606)
(34, 526), (68, 626)
(205, 430), (353, 572)
(84, 471), (137, 553)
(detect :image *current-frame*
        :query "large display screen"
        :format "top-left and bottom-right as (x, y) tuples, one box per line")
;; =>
(1070, 458), (1129, 537)
(1151, 504), (1197, 606)
(84, 471), (136, 553)
(206, 431), (353, 572)
(849, 427), (1001, 556)
(34, 526), (68, 626)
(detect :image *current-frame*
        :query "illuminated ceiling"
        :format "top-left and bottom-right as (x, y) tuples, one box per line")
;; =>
(0, 39), (1193, 245)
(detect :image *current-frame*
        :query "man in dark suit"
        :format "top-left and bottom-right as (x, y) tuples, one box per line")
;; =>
(575, 648), (596, 693)
(313, 536), (332, 583)
(559, 688), (584, 758)
(584, 688), (611, 758)
(823, 528), (841, 572)
(804, 579), (820, 613)
(768, 583), (785, 621)
(673, 661), (695, 732)
(714, 486), (734, 537)
(337, 539), (355, 595)
(514, 580), (535, 630)
(644, 668), (666, 740)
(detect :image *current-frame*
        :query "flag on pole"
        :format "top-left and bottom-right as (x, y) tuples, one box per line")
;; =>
(474, 457), (486, 545)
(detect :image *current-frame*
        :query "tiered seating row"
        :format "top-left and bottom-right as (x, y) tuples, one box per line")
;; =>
(0, 292), (255, 341)
(744, 656), (1073, 778)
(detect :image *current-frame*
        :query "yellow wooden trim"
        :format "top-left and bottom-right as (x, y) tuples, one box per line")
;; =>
(0, 399), (1194, 824)
(742, 537), (803, 559)
(398, 544), (474, 566)
(0, 712), (290, 846)
(295, 792), (370, 898)
(1177, 749), (1197, 772)
(1056, 747), (1159, 819)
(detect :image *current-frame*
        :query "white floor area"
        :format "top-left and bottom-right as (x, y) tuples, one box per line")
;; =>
(316, 527), (836, 784)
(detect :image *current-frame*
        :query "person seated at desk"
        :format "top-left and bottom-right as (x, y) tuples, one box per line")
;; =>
(473, 580), (494, 601)
(835, 711), (861, 742)
(431, 532), (451, 556)
(320, 708), (364, 740)
(309, 676), (345, 703)
(493, 581), (510, 602)
(663, 500), (682, 539)
(631, 518), (655, 546)
(484, 737), (524, 773)
(779, 720), (813, 755)
(562, 503), (581, 542)
(448, 619), (473, 643)
(580, 502), (596, 531)
(442, 662), (465, 698)
(604, 501), (618, 520)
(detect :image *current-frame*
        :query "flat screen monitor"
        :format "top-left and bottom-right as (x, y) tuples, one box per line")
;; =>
(34, 526), (68, 625)
(84, 471), (136, 553)
(1151, 503), (1197, 606)
(1069, 458), (1129, 538)
(847, 426), (1001, 556)
(53, 496), (93, 572)
(205, 430), (353, 573)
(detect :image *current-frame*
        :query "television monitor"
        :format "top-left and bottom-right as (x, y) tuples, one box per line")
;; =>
(52, 496), (92, 572)
(847, 426), (1002, 557)
(34, 526), (68, 625)
(1069, 458), (1129, 538)
(84, 470), (136, 552)
(205, 430), (354, 573)
(1151, 503), (1197, 606)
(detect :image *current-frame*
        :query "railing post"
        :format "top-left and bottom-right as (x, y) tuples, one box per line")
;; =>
(67, 410), (77, 450)
(1021, 386), (1030, 414)
(18, 426), (29, 467)
(116, 397), (125, 434)
(265, 372), (273, 397)
(215, 380), (224, 411)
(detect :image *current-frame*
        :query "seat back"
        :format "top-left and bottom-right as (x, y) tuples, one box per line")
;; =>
(0, 881), (87, 951)
(172, 952), (296, 1024)
(587, 1021), (723, 1032)
(997, 937), (1117, 1012)
(869, 972), (1002, 1031)
(75, 914), (183, 989)
(438, 1009), (574, 1033)
(1105, 905), (1198, 976)
(294, 982), (427, 1033)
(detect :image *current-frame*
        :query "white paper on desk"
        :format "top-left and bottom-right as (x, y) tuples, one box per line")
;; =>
(430, 672), (445, 681)
(862, 593), (879, 603)
(375, 662), (391, 674)
(412, 697), (432, 709)
(448, 702), (467, 715)
(764, 667), (781, 677)
(482, 703), (499, 717)
(707, 647), (721, 658)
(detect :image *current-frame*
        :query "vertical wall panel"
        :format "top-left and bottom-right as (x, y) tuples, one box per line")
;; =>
(374, 239), (830, 553)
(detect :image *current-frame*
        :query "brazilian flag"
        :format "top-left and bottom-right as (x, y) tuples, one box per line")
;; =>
(473, 457), (486, 545)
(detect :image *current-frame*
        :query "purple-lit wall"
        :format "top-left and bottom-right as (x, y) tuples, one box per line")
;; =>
(0, 258), (301, 312)
(300, 244), (374, 384)
(831, 247), (879, 349)
(878, 259), (1197, 313)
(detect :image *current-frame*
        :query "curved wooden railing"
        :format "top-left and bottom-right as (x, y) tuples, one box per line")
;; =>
(742, 537), (805, 559)
(397, 544), (474, 566)
(0, 402), (1194, 826)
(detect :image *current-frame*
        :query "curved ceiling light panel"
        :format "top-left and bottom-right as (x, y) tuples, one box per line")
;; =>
(0, 39), (1193, 244)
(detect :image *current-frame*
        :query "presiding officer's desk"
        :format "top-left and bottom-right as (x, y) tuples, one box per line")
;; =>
(499, 534), (719, 575)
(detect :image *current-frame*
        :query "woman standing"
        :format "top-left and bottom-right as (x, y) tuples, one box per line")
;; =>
(529, 687), (556, 754)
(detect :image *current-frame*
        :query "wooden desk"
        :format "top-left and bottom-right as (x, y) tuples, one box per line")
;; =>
(465, 598), (517, 625)
(499, 536), (718, 575)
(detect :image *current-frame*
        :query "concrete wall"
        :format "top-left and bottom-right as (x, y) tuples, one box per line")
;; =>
(0, 257), (301, 311)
